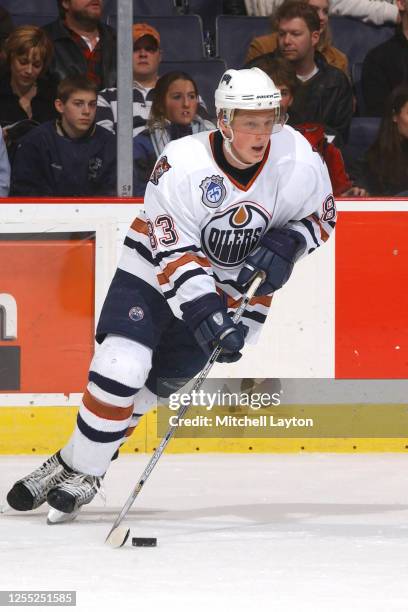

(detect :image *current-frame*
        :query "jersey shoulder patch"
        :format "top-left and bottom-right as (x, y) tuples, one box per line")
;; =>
(150, 155), (171, 186)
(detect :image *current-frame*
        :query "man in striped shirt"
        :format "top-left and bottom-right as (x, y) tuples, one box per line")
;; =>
(96, 23), (161, 137)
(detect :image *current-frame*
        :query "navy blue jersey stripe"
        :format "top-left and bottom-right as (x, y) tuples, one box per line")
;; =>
(154, 244), (201, 265)
(162, 268), (209, 300)
(124, 236), (154, 264)
(212, 273), (244, 294)
(89, 371), (139, 398)
(300, 218), (320, 247)
(77, 414), (128, 443)
(242, 310), (267, 324)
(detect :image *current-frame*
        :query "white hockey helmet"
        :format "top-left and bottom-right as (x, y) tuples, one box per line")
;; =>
(215, 67), (282, 124)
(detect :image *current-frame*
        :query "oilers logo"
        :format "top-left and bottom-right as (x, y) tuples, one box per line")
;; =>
(201, 202), (269, 268)
(129, 306), (144, 322)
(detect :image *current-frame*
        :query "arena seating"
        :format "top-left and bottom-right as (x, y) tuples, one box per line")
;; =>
(343, 116), (381, 171)
(10, 13), (57, 27)
(108, 14), (206, 61)
(1, 0), (58, 14)
(122, 0), (178, 16)
(187, 0), (223, 38)
(216, 15), (270, 68)
(329, 15), (394, 67)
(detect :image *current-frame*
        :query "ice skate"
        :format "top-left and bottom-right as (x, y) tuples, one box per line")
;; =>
(46, 471), (104, 523)
(6, 452), (73, 511)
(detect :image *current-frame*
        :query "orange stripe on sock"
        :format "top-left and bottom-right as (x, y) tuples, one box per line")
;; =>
(124, 425), (137, 438)
(83, 390), (133, 421)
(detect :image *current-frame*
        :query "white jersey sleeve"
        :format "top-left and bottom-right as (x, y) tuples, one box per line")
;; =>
(280, 159), (336, 258)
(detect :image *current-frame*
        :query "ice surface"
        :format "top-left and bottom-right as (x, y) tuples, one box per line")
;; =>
(1, 453), (408, 612)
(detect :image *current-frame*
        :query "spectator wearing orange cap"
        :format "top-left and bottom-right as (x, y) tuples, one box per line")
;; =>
(96, 23), (161, 137)
(43, 0), (116, 90)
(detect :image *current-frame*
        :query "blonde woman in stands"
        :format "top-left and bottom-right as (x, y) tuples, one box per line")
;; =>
(246, 0), (349, 74)
(0, 25), (56, 154)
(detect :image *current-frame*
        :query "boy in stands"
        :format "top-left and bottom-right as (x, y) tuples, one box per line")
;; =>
(10, 74), (116, 197)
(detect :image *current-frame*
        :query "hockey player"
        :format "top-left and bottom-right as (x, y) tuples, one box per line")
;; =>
(7, 68), (336, 523)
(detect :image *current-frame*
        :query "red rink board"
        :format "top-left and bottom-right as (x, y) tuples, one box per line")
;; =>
(335, 211), (408, 378)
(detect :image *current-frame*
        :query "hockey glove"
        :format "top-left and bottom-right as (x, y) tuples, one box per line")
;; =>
(181, 293), (248, 363)
(237, 227), (307, 296)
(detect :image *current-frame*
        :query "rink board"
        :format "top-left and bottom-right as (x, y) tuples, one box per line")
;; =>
(1, 198), (408, 453)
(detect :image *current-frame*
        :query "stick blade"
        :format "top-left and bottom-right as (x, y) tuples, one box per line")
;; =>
(105, 526), (130, 548)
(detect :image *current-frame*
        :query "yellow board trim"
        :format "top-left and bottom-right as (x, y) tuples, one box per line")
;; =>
(1, 405), (408, 454)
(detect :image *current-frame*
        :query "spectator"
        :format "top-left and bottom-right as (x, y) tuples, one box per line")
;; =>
(43, 0), (116, 90)
(10, 74), (116, 197)
(244, 0), (399, 25)
(362, 0), (408, 117)
(354, 85), (408, 195)
(0, 26), (56, 155)
(246, 1), (353, 144)
(133, 71), (215, 196)
(0, 128), (10, 196)
(254, 54), (365, 195)
(96, 23), (161, 137)
(246, 0), (349, 75)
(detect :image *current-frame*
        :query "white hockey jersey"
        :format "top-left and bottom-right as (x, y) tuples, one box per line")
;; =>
(119, 126), (335, 340)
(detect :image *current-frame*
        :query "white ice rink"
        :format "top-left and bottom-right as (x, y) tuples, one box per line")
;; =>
(1, 453), (408, 612)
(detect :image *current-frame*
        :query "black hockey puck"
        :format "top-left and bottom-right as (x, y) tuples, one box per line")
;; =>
(132, 537), (157, 547)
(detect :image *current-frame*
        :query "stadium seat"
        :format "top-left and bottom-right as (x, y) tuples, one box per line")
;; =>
(10, 14), (57, 27)
(351, 62), (365, 116)
(121, 0), (177, 16)
(329, 16), (394, 67)
(186, 0), (223, 37)
(159, 59), (227, 118)
(107, 15), (205, 61)
(343, 116), (381, 171)
(1, 0), (58, 15)
(216, 15), (270, 69)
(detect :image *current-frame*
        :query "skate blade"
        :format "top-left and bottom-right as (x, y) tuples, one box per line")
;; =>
(47, 507), (79, 524)
(0, 502), (11, 514)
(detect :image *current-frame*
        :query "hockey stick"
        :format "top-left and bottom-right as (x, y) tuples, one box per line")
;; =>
(105, 272), (265, 548)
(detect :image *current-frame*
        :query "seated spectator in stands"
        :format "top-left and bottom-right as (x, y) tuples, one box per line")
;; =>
(0, 26), (56, 156)
(354, 85), (408, 195)
(97, 23), (160, 137)
(247, 1), (353, 144)
(43, 0), (116, 90)
(0, 128), (10, 196)
(246, 0), (349, 74)
(10, 74), (116, 197)
(254, 54), (365, 195)
(362, 0), (408, 117)
(245, 0), (398, 25)
(133, 71), (215, 196)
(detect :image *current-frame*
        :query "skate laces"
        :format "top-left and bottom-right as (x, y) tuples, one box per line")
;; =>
(21, 454), (69, 499)
(56, 473), (106, 506)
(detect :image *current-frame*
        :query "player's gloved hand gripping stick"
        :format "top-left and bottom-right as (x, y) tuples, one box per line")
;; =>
(105, 271), (265, 548)
(238, 227), (306, 296)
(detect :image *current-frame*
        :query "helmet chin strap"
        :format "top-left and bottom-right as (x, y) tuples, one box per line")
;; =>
(217, 117), (256, 169)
